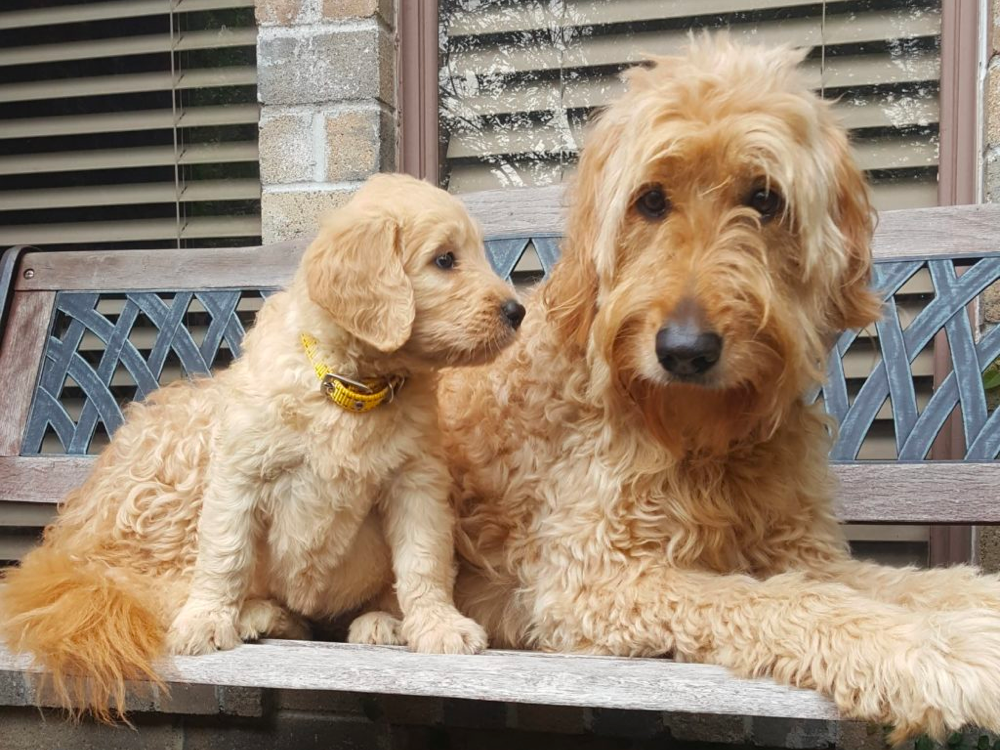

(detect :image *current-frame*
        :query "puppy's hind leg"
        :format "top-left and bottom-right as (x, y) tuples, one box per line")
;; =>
(347, 586), (404, 646)
(238, 599), (311, 642)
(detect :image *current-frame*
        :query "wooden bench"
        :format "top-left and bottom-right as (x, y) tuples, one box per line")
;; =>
(2, 189), (1000, 723)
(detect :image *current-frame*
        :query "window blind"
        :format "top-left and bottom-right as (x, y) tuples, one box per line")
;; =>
(0, 0), (261, 249)
(439, 0), (942, 213)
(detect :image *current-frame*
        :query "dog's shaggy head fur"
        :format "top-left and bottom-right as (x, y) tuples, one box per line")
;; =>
(301, 173), (521, 368)
(544, 35), (882, 450)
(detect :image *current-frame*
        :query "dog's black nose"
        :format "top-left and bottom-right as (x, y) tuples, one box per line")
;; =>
(501, 299), (526, 330)
(655, 325), (722, 378)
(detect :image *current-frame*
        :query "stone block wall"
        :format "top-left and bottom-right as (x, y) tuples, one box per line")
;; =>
(255, 0), (396, 243)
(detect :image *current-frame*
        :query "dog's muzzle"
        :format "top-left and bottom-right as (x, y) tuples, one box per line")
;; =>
(656, 297), (722, 380)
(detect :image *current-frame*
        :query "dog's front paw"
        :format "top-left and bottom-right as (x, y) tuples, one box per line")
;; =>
(347, 611), (405, 647)
(402, 606), (488, 655)
(845, 611), (1000, 743)
(167, 602), (241, 655)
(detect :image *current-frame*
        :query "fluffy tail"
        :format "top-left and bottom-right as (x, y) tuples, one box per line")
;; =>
(0, 544), (166, 722)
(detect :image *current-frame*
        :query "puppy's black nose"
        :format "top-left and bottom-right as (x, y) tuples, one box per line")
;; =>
(655, 325), (722, 378)
(501, 299), (526, 330)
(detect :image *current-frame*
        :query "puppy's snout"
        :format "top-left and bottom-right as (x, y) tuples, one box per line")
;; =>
(501, 299), (526, 330)
(656, 298), (722, 379)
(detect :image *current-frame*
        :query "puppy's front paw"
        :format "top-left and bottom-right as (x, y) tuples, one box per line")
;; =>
(348, 611), (405, 647)
(167, 603), (241, 655)
(402, 606), (488, 655)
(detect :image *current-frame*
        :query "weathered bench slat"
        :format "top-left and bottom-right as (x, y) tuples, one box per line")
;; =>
(15, 240), (306, 293)
(459, 186), (1000, 262)
(0, 457), (93, 505)
(0, 292), (53, 456)
(4, 460), (998, 524)
(0, 641), (838, 720)
(832, 463), (1000, 523)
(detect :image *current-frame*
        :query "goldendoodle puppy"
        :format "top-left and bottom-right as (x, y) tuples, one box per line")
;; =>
(439, 38), (1000, 741)
(0, 174), (524, 719)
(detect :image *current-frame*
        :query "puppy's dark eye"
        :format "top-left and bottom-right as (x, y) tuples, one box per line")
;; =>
(434, 252), (456, 270)
(748, 188), (782, 220)
(636, 187), (670, 220)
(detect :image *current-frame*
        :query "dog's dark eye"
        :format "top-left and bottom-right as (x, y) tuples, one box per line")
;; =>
(636, 188), (670, 220)
(748, 188), (782, 220)
(434, 252), (456, 270)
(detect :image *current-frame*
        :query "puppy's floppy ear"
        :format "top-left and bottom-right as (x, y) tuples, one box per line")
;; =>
(303, 206), (415, 352)
(822, 123), (884, 333)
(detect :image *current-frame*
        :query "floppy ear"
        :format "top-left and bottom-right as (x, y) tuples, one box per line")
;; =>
(822, 124), (884, 333)
(302, 208), (415, 352)
(544, 109), (629, 346)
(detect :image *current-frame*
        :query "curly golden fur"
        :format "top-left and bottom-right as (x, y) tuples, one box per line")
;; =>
(436, 38), (1000, 741)
(0, 173), (522, 719)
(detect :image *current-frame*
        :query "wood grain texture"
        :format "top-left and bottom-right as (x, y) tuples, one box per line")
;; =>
(15, 240), (308, 292)
(0, 641), (839, 719)
(10, 204), (999, 295)
(872, 203), (1000, 260)
(460, 185), (567, 236)
(0, 293), (54, 456)
(0, 456), (93, 504)
(834, 463), (1000, 524)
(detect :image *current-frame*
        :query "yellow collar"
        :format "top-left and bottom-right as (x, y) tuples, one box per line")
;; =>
(300, 333), (405, 413)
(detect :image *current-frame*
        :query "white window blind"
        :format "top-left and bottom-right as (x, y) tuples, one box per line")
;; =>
(439, 0), (942, 213)
(0, 0), (260, 249)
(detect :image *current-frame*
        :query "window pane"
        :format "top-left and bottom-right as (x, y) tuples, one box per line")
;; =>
(438, 0), (942, 212)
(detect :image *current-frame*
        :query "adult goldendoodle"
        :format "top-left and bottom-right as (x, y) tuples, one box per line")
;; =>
(439, 38), (1000, 740)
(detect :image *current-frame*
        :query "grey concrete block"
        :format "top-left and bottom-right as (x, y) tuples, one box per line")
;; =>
(511, 703), (591, 735)
(0, 706), (181, 750)
(663, 712), (750, 744)
(217, 685), (264, 717)
(752, 716), (838, 749)
(261, 187), (355, 243)
(322, 0), (394, 25)
(980, 526), (1000, 574)
(273, 688), (368, 714)
(258, 24), (394, 107)
(837, 720), (891, 750)
(259, 110), (317, 185)
(153, 683), (218, 716)
(256, 0), (308, 25)
(985, 150), (1000, 203)
(324, 106), (395, 182)
(380, 694), (444, 726)
(442, 698), (510, 729)
(182, 711), (386, 750)
(591, 707), (665, 740)
(0, 671), (28, 706)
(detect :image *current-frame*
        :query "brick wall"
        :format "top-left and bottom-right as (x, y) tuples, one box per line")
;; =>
(255, 0), (396, 243)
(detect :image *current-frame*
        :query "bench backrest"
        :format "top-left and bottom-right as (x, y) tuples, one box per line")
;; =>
(1, 189), (999, 533)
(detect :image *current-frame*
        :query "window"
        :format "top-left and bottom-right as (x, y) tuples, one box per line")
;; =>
(0, 0), (260, 250)
(436, 0), (947, 214)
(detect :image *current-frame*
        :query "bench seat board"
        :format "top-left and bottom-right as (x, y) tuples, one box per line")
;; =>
(0, 640), (838, 720)
(4, 456), (997, 524)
